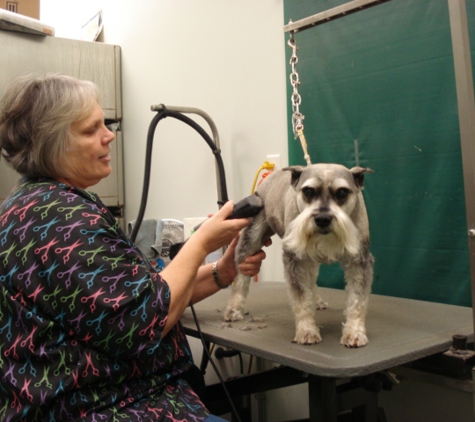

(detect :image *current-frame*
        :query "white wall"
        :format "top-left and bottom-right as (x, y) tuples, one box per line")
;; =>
(40, 0), (288, 284)
(40, 1), (290, 420)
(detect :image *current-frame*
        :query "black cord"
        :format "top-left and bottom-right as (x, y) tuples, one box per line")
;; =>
(190, 303), (243, 422)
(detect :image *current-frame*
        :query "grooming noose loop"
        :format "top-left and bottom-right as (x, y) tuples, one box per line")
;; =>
(288, 31), (312, 166)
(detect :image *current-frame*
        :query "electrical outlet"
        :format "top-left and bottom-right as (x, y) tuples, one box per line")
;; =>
(266, 154), (281, 169)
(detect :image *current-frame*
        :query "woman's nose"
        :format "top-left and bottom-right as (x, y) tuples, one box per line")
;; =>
(104, 127), (115, 144)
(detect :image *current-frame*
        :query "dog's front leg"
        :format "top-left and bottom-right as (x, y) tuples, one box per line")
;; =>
(284, 251), (322, 345)
(341, 254), (374, 347)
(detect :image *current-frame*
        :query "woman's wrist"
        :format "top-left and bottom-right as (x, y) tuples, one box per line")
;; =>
(211, 260), (229, 289)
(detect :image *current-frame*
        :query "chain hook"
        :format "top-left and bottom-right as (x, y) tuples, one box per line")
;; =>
(288, 31), (311, 165)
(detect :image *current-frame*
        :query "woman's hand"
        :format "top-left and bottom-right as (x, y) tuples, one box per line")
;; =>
(189, 201), (249, 256)
(218, 236), (272, 286)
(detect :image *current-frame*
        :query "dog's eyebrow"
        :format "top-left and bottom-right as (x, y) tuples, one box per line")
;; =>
(301, 177), (321, 188)
(331, 177), (352, 189)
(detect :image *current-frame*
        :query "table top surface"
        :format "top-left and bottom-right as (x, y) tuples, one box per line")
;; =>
(181, 281), (473, 377)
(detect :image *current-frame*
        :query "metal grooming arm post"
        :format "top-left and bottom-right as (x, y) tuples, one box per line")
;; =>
(150, 104), (225, 207)
(283, 0), (391, 34)
(447, 0), (475, 404)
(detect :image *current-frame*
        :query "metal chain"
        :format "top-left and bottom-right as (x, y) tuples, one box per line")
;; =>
(288, 33), (304, 136)
(288, 32), (312, 165)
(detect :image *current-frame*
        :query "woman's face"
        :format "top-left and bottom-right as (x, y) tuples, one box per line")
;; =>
(59, 102), (115, 189)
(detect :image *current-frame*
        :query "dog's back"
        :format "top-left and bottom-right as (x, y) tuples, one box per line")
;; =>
(255, 169), (298, 238)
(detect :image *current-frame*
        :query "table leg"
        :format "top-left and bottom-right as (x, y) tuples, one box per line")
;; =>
(308, 376), (338, 422)
(308, 376), (381, 422)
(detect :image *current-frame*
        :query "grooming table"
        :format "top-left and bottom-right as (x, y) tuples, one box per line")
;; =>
(181, 281), (473, 421)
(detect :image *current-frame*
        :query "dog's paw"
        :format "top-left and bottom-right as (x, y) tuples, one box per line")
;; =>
(223, 307), (244, 322)
(340, 331), (368, 348)
(315, 295), (328, 310)
(292, 329), (322, 345)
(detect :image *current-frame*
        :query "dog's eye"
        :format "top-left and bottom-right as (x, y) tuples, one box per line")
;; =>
(335, 188), (350, 201)
(302, 187), (317, 201)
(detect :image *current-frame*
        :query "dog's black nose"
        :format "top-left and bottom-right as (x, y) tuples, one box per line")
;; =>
(315, 215), (332, 229)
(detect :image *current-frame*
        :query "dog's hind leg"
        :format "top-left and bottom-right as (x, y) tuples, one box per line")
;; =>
(284, 251), (322, 345)
(314, 286), (328, 310)
(223, 215), (270, 322)
(340, 253), (374, 347)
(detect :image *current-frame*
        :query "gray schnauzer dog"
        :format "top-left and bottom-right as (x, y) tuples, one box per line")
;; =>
(223, 163), (374, 347)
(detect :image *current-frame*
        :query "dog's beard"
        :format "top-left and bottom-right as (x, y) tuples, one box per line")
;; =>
(283, 206), (361, 261)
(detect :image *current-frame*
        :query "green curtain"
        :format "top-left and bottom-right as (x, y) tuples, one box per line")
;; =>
(284, 0), (474, 307)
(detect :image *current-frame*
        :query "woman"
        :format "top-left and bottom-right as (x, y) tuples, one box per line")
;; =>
(0, 74), (267, 421)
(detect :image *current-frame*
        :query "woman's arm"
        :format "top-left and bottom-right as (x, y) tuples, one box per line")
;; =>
(160, 201), (249, 336)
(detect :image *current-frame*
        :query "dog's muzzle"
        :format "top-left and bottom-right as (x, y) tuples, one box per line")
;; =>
(314, 214), (332, 233)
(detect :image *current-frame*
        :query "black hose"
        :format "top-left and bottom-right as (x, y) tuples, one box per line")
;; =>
(130, 107), (228, 243)
(130, 110), (164, 243)
(167, 111), (228, 206)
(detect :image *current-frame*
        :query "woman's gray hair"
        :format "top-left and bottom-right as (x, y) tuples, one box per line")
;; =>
(0, 73), (100, 179)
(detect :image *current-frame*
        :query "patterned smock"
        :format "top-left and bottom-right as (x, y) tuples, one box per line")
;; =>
(0, 178), (210, 421)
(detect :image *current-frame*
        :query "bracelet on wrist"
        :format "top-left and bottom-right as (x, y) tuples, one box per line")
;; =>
(212, 260), (228, 289)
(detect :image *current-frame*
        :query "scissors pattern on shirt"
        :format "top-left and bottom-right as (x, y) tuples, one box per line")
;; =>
(0, 178), (209, 422)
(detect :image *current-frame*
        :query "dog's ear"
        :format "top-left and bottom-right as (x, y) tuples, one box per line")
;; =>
(350, 167), (374, 189)
(283, 166), (305, 188)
